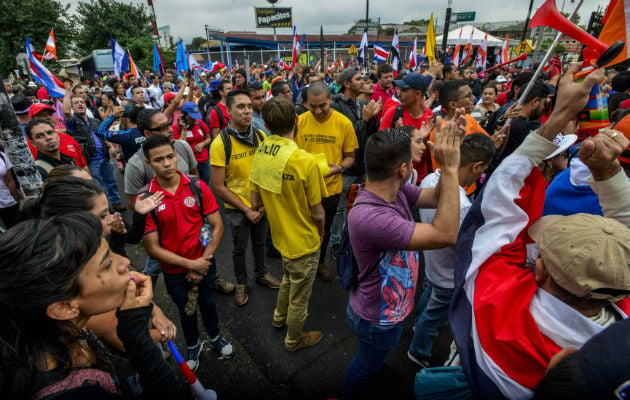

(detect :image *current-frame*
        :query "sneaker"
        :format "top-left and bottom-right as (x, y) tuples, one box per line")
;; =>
(256, 272), (281, 289)
(186, 341), (204, 372)
(272, 320), (286, 329)
(210, 335), (234, 358)
(287, 331), (323, 352)
(407, 350), (431, 368)
(214, 276), (235, 294)
(317, 264), (333, 282)
(235, 284), (248, 306)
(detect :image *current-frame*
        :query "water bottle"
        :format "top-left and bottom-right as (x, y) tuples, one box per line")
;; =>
(199, 223), (212, 247)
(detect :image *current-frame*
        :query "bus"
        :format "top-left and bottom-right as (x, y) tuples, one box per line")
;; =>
(80, 49), (114, 77)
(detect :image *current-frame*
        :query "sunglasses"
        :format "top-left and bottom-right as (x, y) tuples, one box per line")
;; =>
(148, 122), (170, 132)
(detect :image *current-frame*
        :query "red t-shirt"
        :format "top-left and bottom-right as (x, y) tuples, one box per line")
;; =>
(172, 120), (210, 164)
(143, 172), (219, 274)
(496, 90), (509, 106)
(379, 106), (434, 182)
(208, 102), (230, 130)
(28, 132), (87, 168)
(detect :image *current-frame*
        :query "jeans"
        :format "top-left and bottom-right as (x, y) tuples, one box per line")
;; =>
(89, 157), (121, 204)
(197, 160), (210, 185)
(162, 260), (219, 347)
(330, 175), (359, 247)
(344, 304), (405, 400)
(410, 280), (454, 358)
(273, 250), (320, 348)
(143, 256), (163, 290)
(225, 209), (269, 285)
(319, 193), (341, 264)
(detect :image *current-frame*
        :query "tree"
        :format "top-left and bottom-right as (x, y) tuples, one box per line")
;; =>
(0, 0), (75, 76)
(403, 19), (429, 26)
(541, 38), (566, 54)
(187, 37), (207, 51)
(72, 0), (154, 68)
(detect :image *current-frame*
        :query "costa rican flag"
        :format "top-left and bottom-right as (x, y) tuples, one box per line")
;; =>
(25, 37), (65, 98)
(291, 26), (298, 67)
(449, 142), (630, 400)
(409, 37), (418, 70)
(374, 44), (389, 62)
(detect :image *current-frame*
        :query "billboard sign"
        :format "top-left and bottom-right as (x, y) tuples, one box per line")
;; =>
(255, 7), (292, 28)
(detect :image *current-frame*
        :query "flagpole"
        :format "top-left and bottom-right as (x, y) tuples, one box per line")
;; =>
(320, 26), (325, 73)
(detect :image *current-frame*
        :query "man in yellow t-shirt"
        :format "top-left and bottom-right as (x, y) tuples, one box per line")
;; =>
(296, 81), (358, 281)
(210, 89), (281, 306)
(250, 97), (327, 351)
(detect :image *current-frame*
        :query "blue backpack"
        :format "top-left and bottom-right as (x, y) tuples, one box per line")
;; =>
(336, 202), (385, 290)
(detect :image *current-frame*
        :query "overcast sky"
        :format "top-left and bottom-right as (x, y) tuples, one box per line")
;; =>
(63, 0), (607, 41)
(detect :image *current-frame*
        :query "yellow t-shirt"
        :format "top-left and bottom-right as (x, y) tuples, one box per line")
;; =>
(210, 131), (266, 208)
(296, 110), (358, 196)
(251, 143), (327, 259)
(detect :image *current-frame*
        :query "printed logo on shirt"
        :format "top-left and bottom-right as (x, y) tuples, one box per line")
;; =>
(158, 203), (166, 212)
(66, 144), (76, 152)
(184, 196), (196, 208)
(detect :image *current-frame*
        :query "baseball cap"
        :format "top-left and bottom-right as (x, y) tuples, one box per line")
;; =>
(28, 102), (55, 118)
(163, 92), (177, 105)
(37, 87), (49, 100)
(122, 103), (135, 118)
(528, 213), (630, 301)
(181, 102), (203, 120)
(10, 94), (32, 115)
(393, 72), (427, 92)
(27, 81), (37, 88)
(544, 133), (578, 160)
(496, 75), (508, 83)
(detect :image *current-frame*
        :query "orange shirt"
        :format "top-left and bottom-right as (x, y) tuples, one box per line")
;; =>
(428, 114), (489, 194)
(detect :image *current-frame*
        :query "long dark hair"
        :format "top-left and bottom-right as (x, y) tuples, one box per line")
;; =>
(40, 176), (105, 218)
(0, 212), (103, 398)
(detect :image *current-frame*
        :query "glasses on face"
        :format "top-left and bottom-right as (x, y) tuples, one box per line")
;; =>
(148, 122), (170, 132)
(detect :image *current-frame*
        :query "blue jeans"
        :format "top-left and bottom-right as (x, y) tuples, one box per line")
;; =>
(197, 160), (210, 185)
(143, 256), (163, 290)
(162, 260), (220, 347)
(410, 280), (454, 358)
(344, 304), (405, 400)
(89, 158), (121, 204)
(330, 175), (359, 246)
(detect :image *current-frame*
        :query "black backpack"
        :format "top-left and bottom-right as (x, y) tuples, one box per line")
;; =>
(218, 129), (266, 166)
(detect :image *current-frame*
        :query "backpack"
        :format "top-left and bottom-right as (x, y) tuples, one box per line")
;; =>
(146, 176), (204, 240)
(207, 105), (228, 130)
(336, 201), (385, 290)
(218, 129), (266, 166)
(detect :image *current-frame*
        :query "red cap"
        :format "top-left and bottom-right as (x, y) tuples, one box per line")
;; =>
(164, 92), (177, 105)
(37, 87), (49, 100)
(28, 102), (56, 118)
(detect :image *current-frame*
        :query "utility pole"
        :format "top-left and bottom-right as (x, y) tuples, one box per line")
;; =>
(521, 0), (535, 43)
(366, 0), (369, 30)
(204, 25), (212, 64)
(442, 0), (453, 57)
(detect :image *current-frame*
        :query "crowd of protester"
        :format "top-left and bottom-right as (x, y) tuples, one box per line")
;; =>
(1, 52), (630, 400)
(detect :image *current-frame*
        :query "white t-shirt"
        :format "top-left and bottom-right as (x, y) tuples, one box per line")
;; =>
(419, 170), (471, 288)
(0, 152), (18, 208)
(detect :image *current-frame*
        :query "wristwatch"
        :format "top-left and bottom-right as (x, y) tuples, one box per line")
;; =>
(338, 165), (346, 174)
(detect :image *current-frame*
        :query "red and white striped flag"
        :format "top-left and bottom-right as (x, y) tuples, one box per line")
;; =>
(462, 28), (474, 65)
(499, 35), (509, 64)
(42, 29), (57, 60)
(453, 29), (463, 67)
(291, 26), (298, 67)
(476, 33), (488, 70)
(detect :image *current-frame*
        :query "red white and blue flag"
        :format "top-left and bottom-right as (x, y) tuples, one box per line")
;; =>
(374, 44), (389, 62)
(450, 148), (630, 400)
(25, 37), (65, 98)
(409, 37), (418, 70)
(291, 26), (298, 67)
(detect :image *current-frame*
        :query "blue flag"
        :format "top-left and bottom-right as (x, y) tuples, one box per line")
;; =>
(153, 42), (165, 77)
(176, 39), (188, 74)
(110, 36), (129, 77)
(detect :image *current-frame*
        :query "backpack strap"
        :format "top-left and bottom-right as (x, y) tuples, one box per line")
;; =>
(187, 176), (205, 220)
(219, 129), (232, 166)
(35, 159), (55, 174)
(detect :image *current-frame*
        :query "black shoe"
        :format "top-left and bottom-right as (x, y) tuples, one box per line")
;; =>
(407, 350), (431, 368)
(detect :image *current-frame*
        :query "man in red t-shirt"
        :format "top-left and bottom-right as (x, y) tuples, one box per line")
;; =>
(172, 102), (212, 184)
(141, 134), (234, 371)
(207, 79), (232, 138)
(28, 103), (89, 170)
(379, 72), (433, 182)
(370, 64), (395, 122)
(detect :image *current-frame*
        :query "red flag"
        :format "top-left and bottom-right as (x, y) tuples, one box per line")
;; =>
(42, 29), (57, 60)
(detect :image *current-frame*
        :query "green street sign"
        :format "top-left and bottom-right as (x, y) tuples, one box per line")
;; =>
(452, 12), (476, 22)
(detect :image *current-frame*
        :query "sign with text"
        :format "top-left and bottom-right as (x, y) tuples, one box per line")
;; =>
(255, 7), (292, 28)
(452, 12), (476, 22)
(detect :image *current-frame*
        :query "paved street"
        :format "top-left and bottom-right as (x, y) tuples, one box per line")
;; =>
(122, 178), (453, 400)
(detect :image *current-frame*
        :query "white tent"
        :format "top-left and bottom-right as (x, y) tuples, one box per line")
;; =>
(436, 25), (504, 47)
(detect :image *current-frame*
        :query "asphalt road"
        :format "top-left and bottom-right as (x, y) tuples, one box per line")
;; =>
(120, 171), (452, 400)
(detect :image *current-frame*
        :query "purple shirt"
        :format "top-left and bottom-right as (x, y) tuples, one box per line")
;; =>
(348, 184), (422, 324)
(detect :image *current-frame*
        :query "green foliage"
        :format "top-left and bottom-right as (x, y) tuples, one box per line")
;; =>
(403, 19), (429, 26)
(187, 37), (207, 51)
(72, 0), (154, 67)
(541, 38), (566, 54)
(0, 0), (75, 76)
